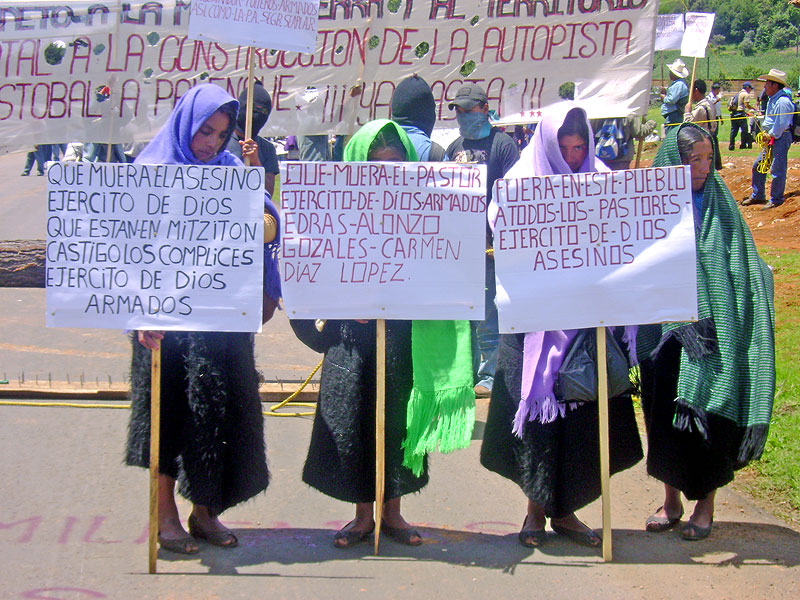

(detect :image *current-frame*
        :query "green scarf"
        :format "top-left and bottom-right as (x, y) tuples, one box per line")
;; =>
(344, 120), (475, 476)
(643, 123), (775, 462)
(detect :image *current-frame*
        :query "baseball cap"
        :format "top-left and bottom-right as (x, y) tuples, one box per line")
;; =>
(448, 84), (488, 111)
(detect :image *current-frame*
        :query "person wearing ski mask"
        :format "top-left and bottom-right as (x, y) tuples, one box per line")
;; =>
(446, 84), (519, 398)
(390, 74), (448, 161)
(227, 81), (280, 198)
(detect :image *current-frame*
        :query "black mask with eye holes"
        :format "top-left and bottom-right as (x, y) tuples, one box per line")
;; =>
(236, 82), (272, 135)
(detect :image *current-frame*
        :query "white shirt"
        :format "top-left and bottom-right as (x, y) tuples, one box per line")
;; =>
(705, 91), (722, 119)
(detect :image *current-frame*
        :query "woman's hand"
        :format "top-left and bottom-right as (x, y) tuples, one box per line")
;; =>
(137, 330), (164, 350)
(240, 138), (262, 166)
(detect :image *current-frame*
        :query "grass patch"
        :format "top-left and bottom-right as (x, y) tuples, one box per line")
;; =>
(654, 47), (800, 86)
(736, 247), (800, 525)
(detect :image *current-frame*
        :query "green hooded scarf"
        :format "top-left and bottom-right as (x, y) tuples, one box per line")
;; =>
(640, 122), (775, 463)
(344, 119), (475, 476)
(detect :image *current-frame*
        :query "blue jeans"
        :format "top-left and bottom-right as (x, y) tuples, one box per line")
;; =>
(472, 255), (499, 390)
(752, 130), (792, 204)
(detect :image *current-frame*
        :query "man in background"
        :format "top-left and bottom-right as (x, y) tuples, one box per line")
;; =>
(446, 84), (519, 398)
(729, 82), (755, 151)
(745, 69), (794, 209)
(660, 59), (689, 127)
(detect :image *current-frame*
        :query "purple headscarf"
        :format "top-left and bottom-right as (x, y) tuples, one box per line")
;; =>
(136, 84), (282, 302)
(498, 102), (634, 434)
(135, 84), (240, 167)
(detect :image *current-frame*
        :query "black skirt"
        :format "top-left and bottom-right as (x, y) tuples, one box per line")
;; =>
(293, 319), (428, 504)
(126, 331), (269, 514)
(640, 338), (742, 500)
(480, 333), (643, 518)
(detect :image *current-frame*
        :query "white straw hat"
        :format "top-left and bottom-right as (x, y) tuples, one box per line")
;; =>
(667, 58), (689, 79)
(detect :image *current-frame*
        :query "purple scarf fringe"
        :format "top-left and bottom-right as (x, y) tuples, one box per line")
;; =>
(514, 325), (638, 435)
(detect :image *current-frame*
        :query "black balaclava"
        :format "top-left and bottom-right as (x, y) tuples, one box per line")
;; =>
(391, 75), (436, 137)
(236, 81), (272, 135)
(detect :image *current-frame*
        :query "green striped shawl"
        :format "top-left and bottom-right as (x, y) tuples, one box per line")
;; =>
(644, 123), (776, 462)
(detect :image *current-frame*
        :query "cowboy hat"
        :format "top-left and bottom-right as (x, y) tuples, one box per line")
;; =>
(667, 58), (689, 79)
(758, 68), (787, 86)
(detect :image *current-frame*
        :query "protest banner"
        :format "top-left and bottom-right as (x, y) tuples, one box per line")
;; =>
(681, 12), (715, 59)
(280, 160), (486, 320)
(188, 0), (320, 53)
(0, 0), (660, 152)
(45, 161), (265, 332)
(654, 13), (683, 52)
(492, 165), (698, 333)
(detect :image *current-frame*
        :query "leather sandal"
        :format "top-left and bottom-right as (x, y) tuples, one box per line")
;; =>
(187, 514), (238, 548)
(645, 505), (684, 533)
(518, 515), (547, 548)
(381, 520), (423, 546)
(333, 520), (374, 549)
(681, 519), (713, 541)
(158, 532), (199, 555)
(551, 523), (601, 548)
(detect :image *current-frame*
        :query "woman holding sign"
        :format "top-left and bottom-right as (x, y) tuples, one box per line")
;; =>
(291, 120), (475, 549)
(639, 123), (775, 541)
(126, 84), (281, 554)
(480, 103), (643, 549)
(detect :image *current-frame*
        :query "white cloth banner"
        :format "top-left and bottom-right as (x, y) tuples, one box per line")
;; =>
(45, 161), (265, 331)
(188, 0), (320, 53)
(492, 166), (698, 333)
(654, 13), (683, 52)
(0, 0), (659, 152)
(280, 161), (485, 320)
(681, 12), (715, 59)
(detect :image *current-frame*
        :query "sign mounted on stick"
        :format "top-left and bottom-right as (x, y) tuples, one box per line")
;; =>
(45, 161), (265, 332)
(188, 0), (320, 54)
(681, 12), (716, 59)
(280, 161), (486, 320)
(492, 166), (697, 333)
(655, 13), (684, 52)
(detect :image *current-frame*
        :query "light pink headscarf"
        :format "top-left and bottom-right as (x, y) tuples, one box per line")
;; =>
(493, 102), (635, 434)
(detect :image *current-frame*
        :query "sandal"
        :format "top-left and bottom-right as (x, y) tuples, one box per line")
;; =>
(381, 520), (423, 546)
(518, 516), (547, 548)
(551, 523), (601, 548)
(645, 505), (684, 533)
(681, 519), (713, 541)
(333, 520), (374, 549)
(187, 514), (238, 548)
(158, 532), (199, 555)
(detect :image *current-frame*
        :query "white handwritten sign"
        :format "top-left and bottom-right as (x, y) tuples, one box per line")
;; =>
(280, 161), (486, 320)
(655, 13), (684, 52)
(45, 162), (265, 332)
(681, 12), (715, 59)
(492, 166), (698, 333)
(188, 0), (320, 54)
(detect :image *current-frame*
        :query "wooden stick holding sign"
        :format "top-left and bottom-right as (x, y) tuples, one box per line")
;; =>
(689, 57), (699, 113)
(374, 319), (387, 554)
(243, 47), (256, 165)
(596, 326), (612, 562)
(148, 341), (162, 574)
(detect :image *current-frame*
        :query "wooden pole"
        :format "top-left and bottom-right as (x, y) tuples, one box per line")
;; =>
(148, 341), (162, 574)
(596, 327), (612, 562)
(374, 319), (386, 555)
(243, 47), (256, 167)
(634, 123), (645, 170)
(689, 57), (699, 113)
